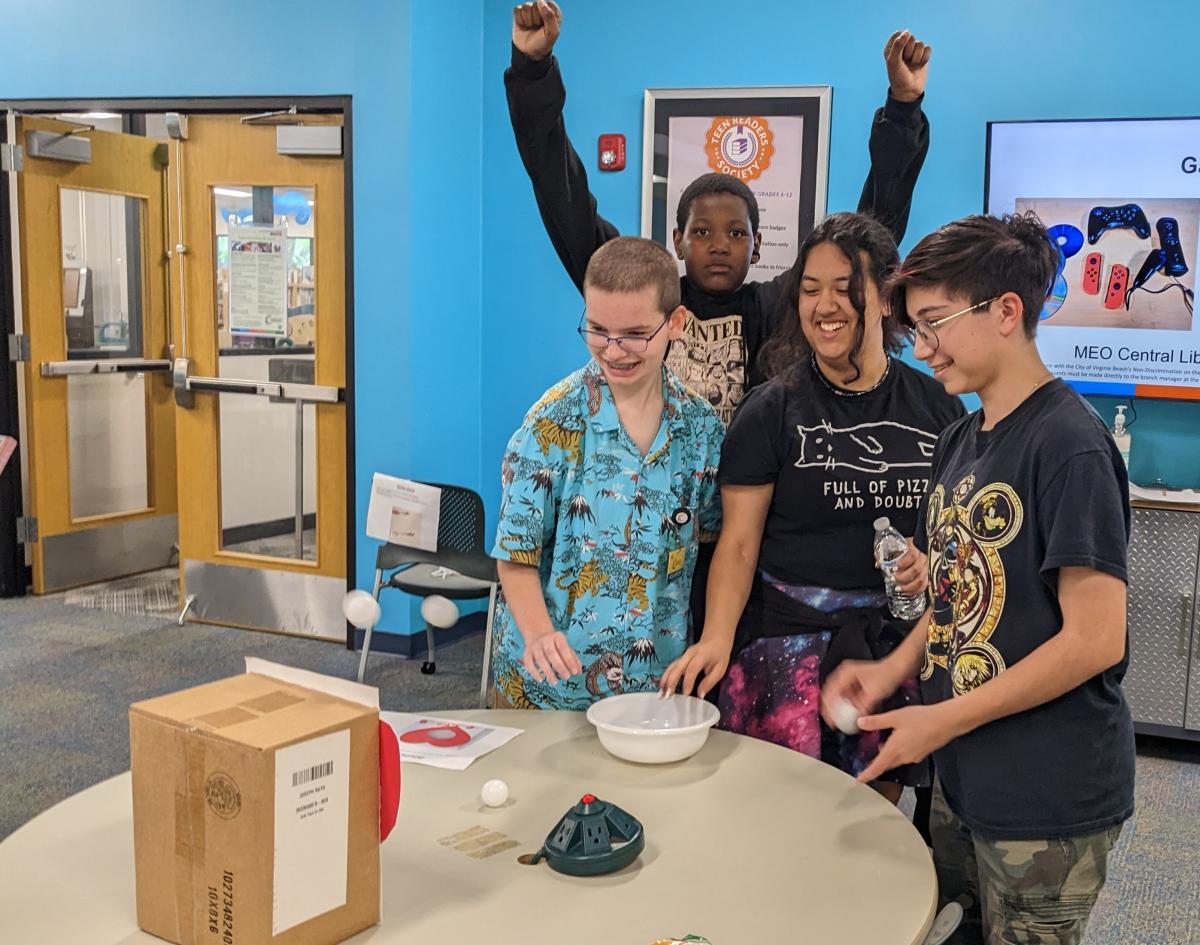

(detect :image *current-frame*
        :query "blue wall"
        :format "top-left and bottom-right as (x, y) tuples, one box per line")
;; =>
(479, 0), (1200, 510)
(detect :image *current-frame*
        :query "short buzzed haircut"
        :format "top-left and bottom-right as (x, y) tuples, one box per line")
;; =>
(584, 236), (681, 315)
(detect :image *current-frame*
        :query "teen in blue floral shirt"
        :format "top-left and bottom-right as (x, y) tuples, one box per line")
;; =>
(492, 238), (723, 710)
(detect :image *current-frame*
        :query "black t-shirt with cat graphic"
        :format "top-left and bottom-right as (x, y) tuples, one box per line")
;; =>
(913, 380), (1135, 840)
(720, 357), (966, 589)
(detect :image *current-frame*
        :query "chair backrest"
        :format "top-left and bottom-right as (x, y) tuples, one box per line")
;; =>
(433, 484), (488, 556)
(374, 482), (497, 582)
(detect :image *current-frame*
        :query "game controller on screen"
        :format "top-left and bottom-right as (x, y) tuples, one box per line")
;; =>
(1068, 205), (1190, 313)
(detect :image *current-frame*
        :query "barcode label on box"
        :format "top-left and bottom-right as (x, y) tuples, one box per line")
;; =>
(292, 761), (333, 788)
(273, 730), (350, 935)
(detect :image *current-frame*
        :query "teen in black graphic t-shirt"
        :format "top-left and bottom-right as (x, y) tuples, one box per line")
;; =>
(824, 214), (1134, 945)
(508, 3), (933, 421)
(661, 214), (964, 798)
(719, 361), (964, 591)
(916, 379), (1132, 837)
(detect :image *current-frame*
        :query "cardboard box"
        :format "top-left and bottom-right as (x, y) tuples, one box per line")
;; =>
(130, 662), (381, 945)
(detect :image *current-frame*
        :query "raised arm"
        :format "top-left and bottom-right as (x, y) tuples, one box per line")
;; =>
(857, 30), (933, 245)
(506, 1), (619, 291)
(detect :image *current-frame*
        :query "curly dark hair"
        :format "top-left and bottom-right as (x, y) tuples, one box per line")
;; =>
(675, 173), (760, 234)
(885, 212), (1059, 338)
(758, 212), (907, 384)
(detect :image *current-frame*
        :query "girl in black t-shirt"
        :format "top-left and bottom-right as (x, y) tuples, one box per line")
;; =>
(660, 213), (965, 801)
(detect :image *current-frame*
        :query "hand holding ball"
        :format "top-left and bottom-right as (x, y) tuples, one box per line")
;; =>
(831, 698), (861, 735)
(481, 779), (509, 808)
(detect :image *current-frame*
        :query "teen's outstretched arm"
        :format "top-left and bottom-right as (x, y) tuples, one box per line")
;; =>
(857, 30), (932, 245)
(506, 2), (619, 291)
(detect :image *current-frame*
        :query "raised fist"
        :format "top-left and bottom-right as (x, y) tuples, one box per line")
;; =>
(513, 1), (562, 61)
(885, 30), (932, 103)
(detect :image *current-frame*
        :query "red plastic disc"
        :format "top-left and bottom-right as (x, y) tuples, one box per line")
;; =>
(399, 724), (472, 747)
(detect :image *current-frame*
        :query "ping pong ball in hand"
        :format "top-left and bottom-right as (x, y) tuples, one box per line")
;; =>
(481, 779), (509, 807)
(831, 698), (861, 735)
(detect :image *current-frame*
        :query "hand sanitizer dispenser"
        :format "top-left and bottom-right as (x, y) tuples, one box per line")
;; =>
(1112, 406), (1131, 469)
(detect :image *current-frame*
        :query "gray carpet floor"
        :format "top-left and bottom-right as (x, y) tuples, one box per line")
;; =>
(62, 568), (180, 617)
(1, 593), (1197, 944)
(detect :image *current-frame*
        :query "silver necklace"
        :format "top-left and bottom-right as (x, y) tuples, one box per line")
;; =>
(811, 352), (891, 398)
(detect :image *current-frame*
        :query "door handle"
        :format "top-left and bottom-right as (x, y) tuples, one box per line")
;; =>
(185, 376), (282, 397)
(41, 358), (172, 377)
(182, 374), (341, 403)
(1180, 595), (1194, 658)
(171, 357), (341, 406)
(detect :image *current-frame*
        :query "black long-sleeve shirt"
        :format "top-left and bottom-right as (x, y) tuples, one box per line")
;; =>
(506, 47), (930, 423)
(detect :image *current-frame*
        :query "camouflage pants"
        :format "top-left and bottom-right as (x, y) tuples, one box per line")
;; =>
(930, 779), (1122, 945)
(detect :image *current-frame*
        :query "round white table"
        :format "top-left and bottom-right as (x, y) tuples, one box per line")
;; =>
(0, 709), (936, 944)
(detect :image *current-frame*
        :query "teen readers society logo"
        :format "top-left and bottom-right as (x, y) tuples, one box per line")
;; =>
(704, 116), (775, 182)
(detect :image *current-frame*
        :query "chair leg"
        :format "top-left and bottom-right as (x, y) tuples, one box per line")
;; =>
(479, 582), (498, 708)
(421, 620), (436, 675)
(356, 570), (384, 684)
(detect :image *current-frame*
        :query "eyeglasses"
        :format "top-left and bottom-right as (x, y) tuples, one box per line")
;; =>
(912, 297), (998, 353)
(577, 310), (670, 354)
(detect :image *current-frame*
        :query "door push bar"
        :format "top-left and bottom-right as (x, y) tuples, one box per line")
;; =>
(40, 358), (172, 377)
(171, 357), (341, 408)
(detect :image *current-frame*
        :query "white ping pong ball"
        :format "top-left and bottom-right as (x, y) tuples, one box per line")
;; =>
(832, 698), (861, 735)
(481, 779), (509, 807)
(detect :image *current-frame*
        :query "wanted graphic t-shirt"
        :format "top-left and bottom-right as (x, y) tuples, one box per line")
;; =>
(720, 357), (966, 589)
(915, 380), (1135, 840)
(668, 283), (783, 425)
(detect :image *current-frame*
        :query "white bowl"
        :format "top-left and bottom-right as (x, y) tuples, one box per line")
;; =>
(586, 692), (720, 764)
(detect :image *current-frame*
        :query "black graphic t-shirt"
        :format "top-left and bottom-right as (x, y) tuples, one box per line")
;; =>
(914, 380), (1135, 840)
(720, 357), (966, 589)
(667, 285), (802, 424)
(666, 306), (753, 425)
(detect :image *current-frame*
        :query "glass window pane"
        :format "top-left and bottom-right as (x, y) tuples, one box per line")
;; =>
(217, 363), (317, 562)
(60, 188), (145, 360)
(212, 184), (316, 372)
(67, 373), (150, 519)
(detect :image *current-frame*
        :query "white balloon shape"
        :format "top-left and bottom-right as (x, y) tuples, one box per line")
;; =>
(342, 589), (381, 630)
(421, 594), (459, 630)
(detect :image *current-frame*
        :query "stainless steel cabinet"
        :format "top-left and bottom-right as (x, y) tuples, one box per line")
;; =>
(1125, 507), (1200, 737)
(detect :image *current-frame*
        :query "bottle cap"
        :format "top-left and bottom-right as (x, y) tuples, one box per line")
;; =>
(873, 517), (891, 531)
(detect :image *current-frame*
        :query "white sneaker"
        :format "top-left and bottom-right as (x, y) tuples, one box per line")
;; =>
(923, 902), (963, 945)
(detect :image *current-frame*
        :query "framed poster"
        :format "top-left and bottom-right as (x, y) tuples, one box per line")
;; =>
(641, 86), (832, 283)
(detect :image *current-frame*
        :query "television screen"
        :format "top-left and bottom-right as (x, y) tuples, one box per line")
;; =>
(986, 118), (1200, 398)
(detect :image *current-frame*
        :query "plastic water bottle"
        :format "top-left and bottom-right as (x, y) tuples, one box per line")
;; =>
(873, 517), (927, 620)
